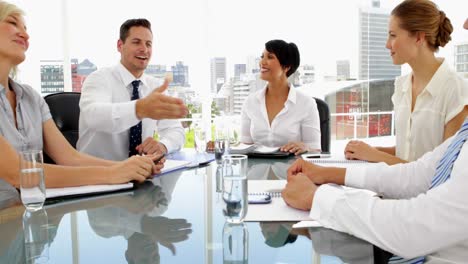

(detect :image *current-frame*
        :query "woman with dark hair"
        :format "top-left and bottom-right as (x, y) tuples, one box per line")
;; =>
(344, 0), (468, 165)
(240, 39), (321, 155)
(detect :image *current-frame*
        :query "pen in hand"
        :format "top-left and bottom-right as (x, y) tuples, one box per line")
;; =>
(153, 153), (166, 164)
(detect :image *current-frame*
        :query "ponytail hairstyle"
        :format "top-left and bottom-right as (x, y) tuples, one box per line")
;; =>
(391, 0), (452, 52)
(265, 40), (300, 77)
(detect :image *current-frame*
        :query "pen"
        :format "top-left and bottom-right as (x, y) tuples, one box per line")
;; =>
(153, 154), (165, 164)
(140, 153), (165, 164)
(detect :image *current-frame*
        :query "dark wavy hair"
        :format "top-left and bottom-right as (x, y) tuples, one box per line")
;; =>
(265, 39), (300, 77)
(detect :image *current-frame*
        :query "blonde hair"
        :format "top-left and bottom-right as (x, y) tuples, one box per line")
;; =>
(391, 0), (452, 52)
(0, 1), (25, 78)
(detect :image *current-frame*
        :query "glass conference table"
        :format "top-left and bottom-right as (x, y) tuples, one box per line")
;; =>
(0, 154), (390, 264)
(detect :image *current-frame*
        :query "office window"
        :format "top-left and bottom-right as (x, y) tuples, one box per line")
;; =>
(10, 0), (468, 144)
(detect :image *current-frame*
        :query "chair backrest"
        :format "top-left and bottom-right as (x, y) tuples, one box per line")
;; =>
(314, 97), (331, 153)
(44, 92), (81, 149)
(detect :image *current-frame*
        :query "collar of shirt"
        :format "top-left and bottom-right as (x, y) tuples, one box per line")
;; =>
(401, 58), (450, 98)
(0, 78), (24, 98)
(255, 83), (297, 105)
(116, 62), (151, 94)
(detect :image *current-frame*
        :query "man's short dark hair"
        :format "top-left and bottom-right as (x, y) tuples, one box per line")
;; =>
(119, 18), (152, 42)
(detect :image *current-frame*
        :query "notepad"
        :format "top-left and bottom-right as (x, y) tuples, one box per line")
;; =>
(252, 146), (280, 154)
(46, 159), (190, 200)
(46, 183), (134, 199)
(160, 159), (192, 174)
(304, 158), (370, 169)
(230, 143), (257, 154)
(244, 180), (314, 222)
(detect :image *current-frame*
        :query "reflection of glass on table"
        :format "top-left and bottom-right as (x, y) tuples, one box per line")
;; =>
(22, 208), (49, 264)
(223, 222), (248, 264)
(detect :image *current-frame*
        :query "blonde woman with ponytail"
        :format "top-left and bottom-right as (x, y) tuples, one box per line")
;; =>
(345, 0), (468, 165)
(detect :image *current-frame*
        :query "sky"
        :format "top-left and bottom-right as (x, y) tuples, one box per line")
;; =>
(10, 0), (468, 95)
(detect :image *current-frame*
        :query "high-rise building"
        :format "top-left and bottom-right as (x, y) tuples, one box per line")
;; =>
(299, 64), (315, 84)
(210, 57), (226, 93)
(454, 42), (468, 78)
(171, 61), (189, 87)
(145, 64), (167, 79)
(72, 58), (97, 92)
(246, 56), (260, 74)
(358, 0), (400, 80)
(337, 60), (350, 80)
(232, 81), (252, 115)
(234, 64), (246, 81)
(41, 60), (64, 94)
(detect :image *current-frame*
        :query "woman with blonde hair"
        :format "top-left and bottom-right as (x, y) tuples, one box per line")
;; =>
(345, 0), (468, 165)
(0, 1), (161, 188)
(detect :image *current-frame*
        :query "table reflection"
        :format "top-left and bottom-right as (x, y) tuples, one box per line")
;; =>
(87, 172), (192, 263)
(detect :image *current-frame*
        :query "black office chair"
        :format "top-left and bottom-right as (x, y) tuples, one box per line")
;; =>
(44, 92), (81, 149)
(314, 97), (331, 153)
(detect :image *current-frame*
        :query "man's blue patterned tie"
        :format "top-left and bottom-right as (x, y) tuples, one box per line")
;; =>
(128, 80), (142, 157)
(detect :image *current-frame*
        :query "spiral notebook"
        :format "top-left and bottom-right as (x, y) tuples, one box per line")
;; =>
(304, 158), (371, 169)
(244, 180), (314, 222)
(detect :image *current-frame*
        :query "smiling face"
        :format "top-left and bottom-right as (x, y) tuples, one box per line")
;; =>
(118, 26), (152, 78)
(259, 49), (289, 82)
(385, 16), (420, 65)
(0, 13), (29, 67)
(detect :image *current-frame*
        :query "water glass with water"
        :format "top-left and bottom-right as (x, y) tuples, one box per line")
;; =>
(20, 150), (46, 211)
(23, 208), (49, 264)
(223, 222), (248, 264)
(222, 154), (248, 223)
(192, 114), (206, 153)
(214, 117), (230, 164)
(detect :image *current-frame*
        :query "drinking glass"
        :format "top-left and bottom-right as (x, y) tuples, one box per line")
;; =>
(214, 117), (230, 164)
(20, 150), (46, 211)
(23, 209), (49, 264)
(223, 222), (248, 264)
(193, 114), (207, 153)
(222, 154), (248, 223)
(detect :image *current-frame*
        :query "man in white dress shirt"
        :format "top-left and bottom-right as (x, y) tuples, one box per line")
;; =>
(77, 18), (188, 161)
(283, 115), (468, 263)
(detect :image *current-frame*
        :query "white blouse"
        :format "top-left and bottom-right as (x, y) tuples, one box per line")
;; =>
(240, 85), (321, 150)
(392, 58), (468, 161)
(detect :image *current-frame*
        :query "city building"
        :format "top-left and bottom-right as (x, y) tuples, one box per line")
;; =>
(171, 61), (189, 87)
(144, 64), (167, 79)
(40, 60), (64, 94)
(210, 57), (226, 93)
(358, 0), (401, 80)
(337, 60), (350, 80)
(299, 64), (315, 85)
(454, 42), (468, 78)
(298, 79), (394, 139)
(234, 64), (246, 81)
(246, 56), (260, 74)
(72, 59), (97, 92)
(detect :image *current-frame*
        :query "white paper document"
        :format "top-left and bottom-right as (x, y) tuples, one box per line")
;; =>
(252, 146), (280, 154)
(46, 159), (190, 199)
(46, 182), (133, 199)
(230, 143), (257, 154)
(303, 156), (373, 169)
(244, 180), (314, 222)
(161, 159), (192, 174)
